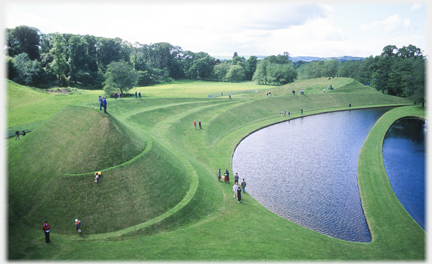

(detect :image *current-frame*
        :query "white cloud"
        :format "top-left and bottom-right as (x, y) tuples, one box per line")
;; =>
(410, 3), (423, 11)
(360, 15), (412, 32)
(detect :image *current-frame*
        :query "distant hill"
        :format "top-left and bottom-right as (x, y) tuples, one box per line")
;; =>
(213, 55), (364, 62)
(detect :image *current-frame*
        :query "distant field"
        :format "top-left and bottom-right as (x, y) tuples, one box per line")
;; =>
(136, 79), (277, 98)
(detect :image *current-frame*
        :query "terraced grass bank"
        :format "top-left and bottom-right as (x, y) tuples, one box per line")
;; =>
(7, 78), (425, 260)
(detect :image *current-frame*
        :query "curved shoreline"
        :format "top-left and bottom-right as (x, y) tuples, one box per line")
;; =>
(357, 105), (425, 247)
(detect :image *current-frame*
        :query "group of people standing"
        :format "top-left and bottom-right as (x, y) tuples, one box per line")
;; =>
(14, 129), (26, 140)
(42, 219), (82, 243)
(98, 95), (108, 113)
(193, 120), (202, 129)
(217, 169), (247, 204)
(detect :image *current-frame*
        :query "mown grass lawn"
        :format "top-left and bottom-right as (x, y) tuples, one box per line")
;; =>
(7, 78), (425, 260)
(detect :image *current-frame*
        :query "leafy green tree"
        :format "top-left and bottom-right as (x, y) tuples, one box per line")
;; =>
(225, 65), (245, 82)
(12, 53), (41, 85)
(68, 35), (89, 83)
(96, 37), (126, 73)
(252, 59), (269, 84)
(244, 56), (258, 80)
(6, 26), (41, 60)
(298, 61), (323, 80)
(103, 61), (138, 95)
(266, 63), (297, 85)
(321, 59), (340, 77)
(232, 56), (245, 68)
(214, 62), (231, 81)
(356, 56), (375, 84)
(49, 34), (68, 81)
(186, 55), (215, 80)
(404, 58), (425, 106)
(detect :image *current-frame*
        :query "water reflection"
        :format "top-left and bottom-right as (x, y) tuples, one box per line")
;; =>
(383, 118), (426, 229)
(232, 108), (393, 242)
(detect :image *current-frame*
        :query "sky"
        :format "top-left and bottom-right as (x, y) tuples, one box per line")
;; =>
(2, 0), (429, 58)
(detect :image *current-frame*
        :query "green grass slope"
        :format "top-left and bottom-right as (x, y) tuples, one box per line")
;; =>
(8, 105), (191, 235)
(6, 78), (425, 260)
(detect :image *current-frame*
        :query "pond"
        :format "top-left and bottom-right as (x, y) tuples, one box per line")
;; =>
(383, 118), (426, 230)
(232, 108), (394, 242)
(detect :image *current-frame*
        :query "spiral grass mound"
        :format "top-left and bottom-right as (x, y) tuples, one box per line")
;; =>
(8, 105), (191, 235)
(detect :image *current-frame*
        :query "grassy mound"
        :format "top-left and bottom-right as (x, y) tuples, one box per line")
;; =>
(6, 78), (425, 260)
(8, 106), (191, 234)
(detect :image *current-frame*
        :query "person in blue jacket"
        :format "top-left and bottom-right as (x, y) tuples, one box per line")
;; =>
(103, 97), (107, 113)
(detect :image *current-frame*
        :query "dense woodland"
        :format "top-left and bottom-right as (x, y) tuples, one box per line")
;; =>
(5, 25), (426, 105)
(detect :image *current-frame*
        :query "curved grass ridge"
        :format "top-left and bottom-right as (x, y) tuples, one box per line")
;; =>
(7, 78), (425, 260)
(357, 105), (425, 258)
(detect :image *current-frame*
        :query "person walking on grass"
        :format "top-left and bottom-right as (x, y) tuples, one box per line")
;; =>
(241, 179), (246, 193)
(217, 168), (221, 182)
(139, 91), (141, 98)
(194, 120), (197, 129)
(199, 120), (202, 129)
(224, 169), (230, 183)
(234, 173), (239, 184)
(75, 219), (82, 233)
(135, 91), (137, 98)
(103, 97), (107, 113)
(237, 185), (242, 203)
(233, 182), (239, 198)
(98, 95), (103, 110)
(43, 221), (51, 243)
(15, 130), (20, 140)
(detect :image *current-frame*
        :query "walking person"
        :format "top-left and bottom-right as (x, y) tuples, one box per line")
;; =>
(199, 120), (202, 129)
(234, 173), (239, 183)
(301, 109), (303, 115)
(139, 91), (141, 98)
(22, 130), (26, 136)
(98, 95), (103, 110)
(233, 182), (239, 198)
(237, 185), (242, 203)
(241, 179), (246, 193)
(224, 169), (230, 183)
(15, 130), (20, 140)
(43, 221), (51, 243)
(194, 120), (197, 129)
(217, 168), (221, 182)
(135, 91), (137, 98)
(75, 219), (82, 233)
(119, 93), (121, 99)
(103, 97), (107, 113)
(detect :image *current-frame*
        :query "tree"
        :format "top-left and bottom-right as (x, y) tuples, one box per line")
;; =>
(244, 56), (258, 81)
(252, 59), (269, 84)
(68, 35), (89, 83)
(214, 62), (231, 81)
(186, 55), (215, 80)
(49, 34), (68, 81)
(225, 65), (245, 82)
(6, 25), (41, 60)
(266, 63), (297, 85)
(13, 53), (41, 85)
(103, 61), (138, 95)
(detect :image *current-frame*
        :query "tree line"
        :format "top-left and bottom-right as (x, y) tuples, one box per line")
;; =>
(6, 25), (292, 89)
(5, 25), (425, 105)
(296, 44), (426, 105)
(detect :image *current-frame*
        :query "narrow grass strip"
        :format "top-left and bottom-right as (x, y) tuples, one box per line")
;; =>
(357, 105), (425, 259)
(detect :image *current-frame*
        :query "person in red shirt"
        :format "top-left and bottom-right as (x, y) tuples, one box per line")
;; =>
(43, 221), (50, 243)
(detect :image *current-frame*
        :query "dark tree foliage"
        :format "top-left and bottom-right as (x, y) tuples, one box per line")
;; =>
(6, 26), (41, 60)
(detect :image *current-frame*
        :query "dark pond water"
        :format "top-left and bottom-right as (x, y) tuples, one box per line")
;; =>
(383, 118), (426, 230)
(232, 108), (394, 242)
